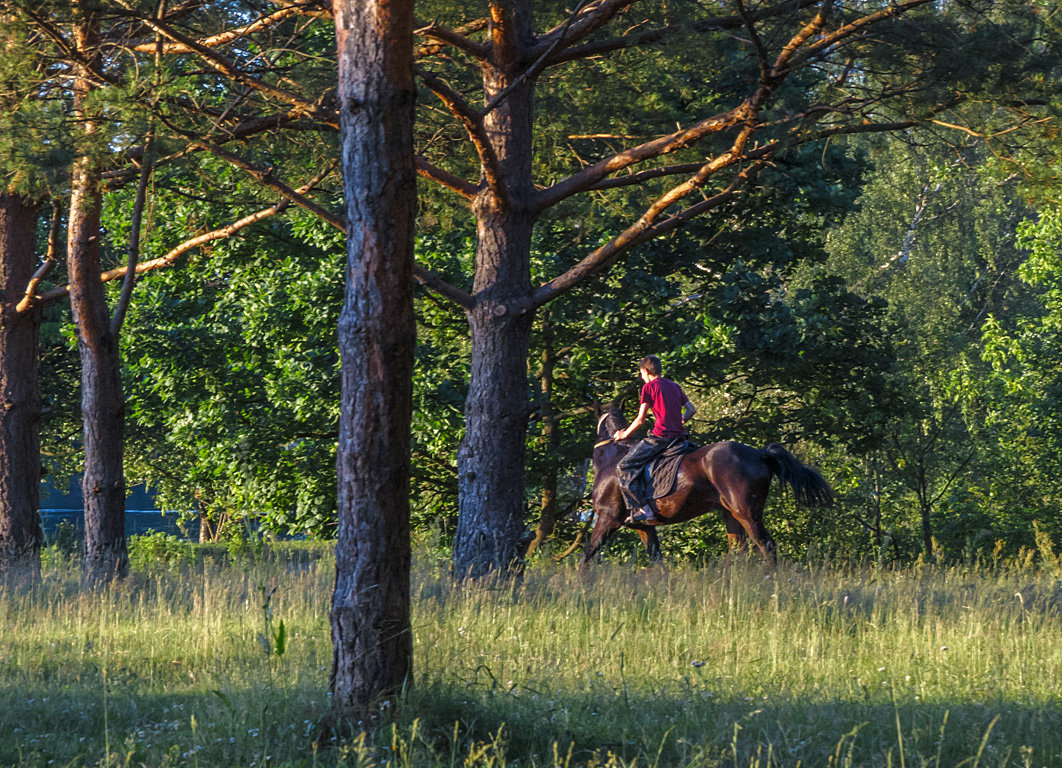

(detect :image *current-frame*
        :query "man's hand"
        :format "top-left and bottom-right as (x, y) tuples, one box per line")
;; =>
(613, 429), (625, 441)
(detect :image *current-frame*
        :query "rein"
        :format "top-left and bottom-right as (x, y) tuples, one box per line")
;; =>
(595, 412), (625, 449)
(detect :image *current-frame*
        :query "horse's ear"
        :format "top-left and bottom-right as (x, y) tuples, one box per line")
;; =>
(590, 399), (603, 419)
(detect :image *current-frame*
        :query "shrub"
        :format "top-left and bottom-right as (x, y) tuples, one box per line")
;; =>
(128, 530), (195, 571)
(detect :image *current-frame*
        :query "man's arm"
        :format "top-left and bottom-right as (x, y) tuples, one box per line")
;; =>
(615, 403), (649, 440)
(682, 398), (697, 424)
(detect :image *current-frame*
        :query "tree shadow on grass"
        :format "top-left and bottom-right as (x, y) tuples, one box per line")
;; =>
(400, 682), (1061, 767)
(3, 678), (1060, 767)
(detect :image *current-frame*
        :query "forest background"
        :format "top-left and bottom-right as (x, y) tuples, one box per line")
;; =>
(0, 0), (1060, 576)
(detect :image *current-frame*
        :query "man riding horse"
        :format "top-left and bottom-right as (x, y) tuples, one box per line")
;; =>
(587, 360), (834, 566)
(612, 355), (696, 524)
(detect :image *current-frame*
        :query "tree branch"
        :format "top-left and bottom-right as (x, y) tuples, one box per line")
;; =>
(16, 199), (62, 314)
(784, 0), (936, 77)
(415, 156), (478, 201)
(768, 0), (832, 81)
(531, 151), (771, 310)
(736, 0), (770, 79)
(414, 17), (489, 59)
(110, 137), (153, 336)
(129, 1), (324, 53)
(199, 141), (476, 308)
(542, 0), (820, 66)
(416, 65), (509, 208)
(37, 161), (340, 306)
(129, 12), (326, 118)
(535, 108), (745, 212)
(533, 0), (633, 59)
(40, 201), (290, 305)
(194, 140), (346, 229)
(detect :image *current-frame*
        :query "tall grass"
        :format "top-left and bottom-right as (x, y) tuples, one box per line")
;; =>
(1, 545), (1060, 767)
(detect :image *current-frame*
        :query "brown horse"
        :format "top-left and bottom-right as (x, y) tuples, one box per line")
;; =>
(583, 405), (834, 565)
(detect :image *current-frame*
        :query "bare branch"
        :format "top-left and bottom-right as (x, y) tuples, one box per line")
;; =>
(736, 0), (770, 78)
(787, 0), (936, 76)
(412, 265), (474, 310)
(112, 0), (166, 337)
(200, 141), (475, 308)
(542, 0), (819, 66)
(768, 0), (832, 81)
(196, 141), (346, 229)
(102, 110), (336, 187)
(110, 140), (153, 336)
(40, 202), (289, 305)
(416, 65), (509, 208)
(414, 17), (489, 59)
(38, 163), (337, 306)
(535, 108), (744, 212)
(415, 156), (478, 201)
(534, 0), (633, 56)
(531, 147), (769, 310)
(583, 162), (707, 193)
(130, 2), (324, 53)
(16, 200), (62, 314)
(130, 13), (325, 117)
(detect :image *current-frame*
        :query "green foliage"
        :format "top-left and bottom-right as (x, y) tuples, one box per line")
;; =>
(804, 134), (1053, 561)
(119, 177), (343, 538)
(127, 530), (195, 572)
(9, 0), (1059, 568)
(39, 520), (81, 570)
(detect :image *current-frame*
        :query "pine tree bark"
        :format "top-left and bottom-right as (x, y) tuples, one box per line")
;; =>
(69, 6), (127, 584)
(0, 193), (42, 577)
(329, 0), (415, 715)
(450, 9), (539, 579)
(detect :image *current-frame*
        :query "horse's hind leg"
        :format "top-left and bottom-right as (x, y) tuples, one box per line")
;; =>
(726, 486), (777, 566)
(724, 512), (749, 556)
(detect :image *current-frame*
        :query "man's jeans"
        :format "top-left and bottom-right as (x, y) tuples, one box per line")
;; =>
(617, 435), (671, 511)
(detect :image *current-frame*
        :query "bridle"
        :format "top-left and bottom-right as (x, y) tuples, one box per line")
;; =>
(594, 411), (621, 449)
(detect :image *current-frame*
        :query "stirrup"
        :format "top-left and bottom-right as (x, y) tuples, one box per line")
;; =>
(625, 506), (656, 524)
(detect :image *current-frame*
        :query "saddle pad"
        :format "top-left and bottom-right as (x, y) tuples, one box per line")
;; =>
(632, 439), (699, 500)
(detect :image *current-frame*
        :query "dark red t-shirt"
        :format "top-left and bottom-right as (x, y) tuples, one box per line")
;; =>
(640, 377), (689, 438)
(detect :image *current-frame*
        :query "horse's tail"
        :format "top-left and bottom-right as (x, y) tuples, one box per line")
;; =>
(762, 444), (834, 507)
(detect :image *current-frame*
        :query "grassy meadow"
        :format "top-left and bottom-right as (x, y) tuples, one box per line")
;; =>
(1, 539), (1061, 767)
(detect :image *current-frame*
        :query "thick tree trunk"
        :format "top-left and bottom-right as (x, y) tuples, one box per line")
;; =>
(69, 156), (128, 584)
(69, 8), (127, 584)
(0, 193), (42, 577)
(453, 283), (534, 578)
(329, 0), (416, 716)
(451, 19), (539, 578)
(452, 202), (536, 579)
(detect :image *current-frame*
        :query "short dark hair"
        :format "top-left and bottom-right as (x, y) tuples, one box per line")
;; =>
(638, 355), (662, 376)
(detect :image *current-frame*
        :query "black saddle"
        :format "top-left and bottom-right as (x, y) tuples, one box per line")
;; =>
(631, 438), (699, 501)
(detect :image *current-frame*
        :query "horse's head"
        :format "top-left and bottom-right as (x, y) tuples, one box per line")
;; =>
(595, 404), (629, 444)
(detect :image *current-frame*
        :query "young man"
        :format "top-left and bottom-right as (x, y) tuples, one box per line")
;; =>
(613, 355), (696, 523)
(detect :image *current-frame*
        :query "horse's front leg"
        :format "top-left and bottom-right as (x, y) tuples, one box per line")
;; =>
(581, 506), (622, 568)
(637, 527), (662, 562)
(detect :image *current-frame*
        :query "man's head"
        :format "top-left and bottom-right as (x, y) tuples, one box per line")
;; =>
(638, 355), (662, 380)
